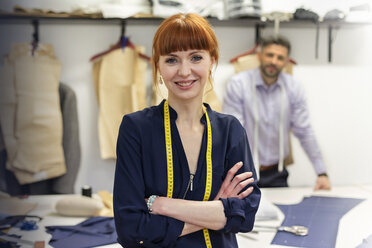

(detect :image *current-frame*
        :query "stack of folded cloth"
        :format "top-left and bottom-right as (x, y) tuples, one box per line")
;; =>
(55, 190), (113, 217)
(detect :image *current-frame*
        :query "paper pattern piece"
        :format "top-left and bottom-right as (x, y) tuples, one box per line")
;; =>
(272, 196), (365, 248)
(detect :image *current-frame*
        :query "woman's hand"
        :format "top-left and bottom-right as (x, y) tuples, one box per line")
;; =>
(214, 161), (254, 200)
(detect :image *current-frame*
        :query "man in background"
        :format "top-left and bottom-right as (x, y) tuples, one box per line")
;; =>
(223, 35), (331, 190)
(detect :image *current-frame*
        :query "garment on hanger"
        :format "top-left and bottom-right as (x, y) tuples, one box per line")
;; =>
(0, 126), (7, 192)
(0, 43), (66, 185)
(52, 83), (81, 194)
(91, 38), (148, 159)
(0, 83), (81, 195)
(203, 86), (222, 112)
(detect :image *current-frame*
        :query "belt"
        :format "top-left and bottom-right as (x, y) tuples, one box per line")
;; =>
(259, 164), (279, 171)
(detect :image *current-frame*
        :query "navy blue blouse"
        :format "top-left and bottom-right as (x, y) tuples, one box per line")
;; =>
(113, 100), (261, 248)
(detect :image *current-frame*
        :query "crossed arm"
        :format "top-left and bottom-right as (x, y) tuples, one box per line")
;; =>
(147, 161), (255, 236)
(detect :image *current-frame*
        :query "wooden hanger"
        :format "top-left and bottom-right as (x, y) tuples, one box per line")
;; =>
(89, 20), (151, 62)
(89, 37), (151, 62)
(229, 44), (259, 63)
(229, 44), (297, 65)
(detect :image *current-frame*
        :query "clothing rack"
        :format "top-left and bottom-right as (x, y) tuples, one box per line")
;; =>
(328, 25), (333, 63)
(31, 19), (39, 56)
(120, 19), (126, 38)
(255, 23), (265, 45)
(0, 13), (358, 63)
(32, 19), (39, 43)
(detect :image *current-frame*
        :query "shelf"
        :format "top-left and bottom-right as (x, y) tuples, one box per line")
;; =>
(2, 11), (369, 27)
(1, 11), (370, 62)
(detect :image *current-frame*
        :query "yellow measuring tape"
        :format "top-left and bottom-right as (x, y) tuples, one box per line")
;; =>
(164, 100), (174, 199)
(164, 100), (213, 248)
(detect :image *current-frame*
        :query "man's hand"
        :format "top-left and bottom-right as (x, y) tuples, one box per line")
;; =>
(214, 161), (254, 200)
(314, 175), (331, 191)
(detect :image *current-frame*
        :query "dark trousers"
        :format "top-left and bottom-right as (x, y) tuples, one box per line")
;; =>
(258, 165), (289, 188)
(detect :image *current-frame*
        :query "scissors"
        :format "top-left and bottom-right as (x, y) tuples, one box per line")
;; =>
(254, 224), (309, 236)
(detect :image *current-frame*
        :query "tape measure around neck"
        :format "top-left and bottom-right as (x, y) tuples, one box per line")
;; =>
(163, 100), (213, 247)
(164, 100), (174, 198)
(252, 76), (286, 174)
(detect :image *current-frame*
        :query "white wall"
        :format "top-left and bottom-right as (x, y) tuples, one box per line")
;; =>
(215, 24), (372, 187)
(1, 2), (372, 193)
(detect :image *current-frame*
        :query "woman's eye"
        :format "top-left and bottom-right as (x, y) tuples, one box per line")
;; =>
(191, 55), (203, 62)
(165, 57), (177, 64)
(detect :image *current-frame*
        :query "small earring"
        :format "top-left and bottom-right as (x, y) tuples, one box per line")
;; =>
(208, 70), (212, 82)
(159, 75), (164, 85)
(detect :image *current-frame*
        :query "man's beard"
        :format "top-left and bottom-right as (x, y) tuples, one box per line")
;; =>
(260, 64), (281, 78)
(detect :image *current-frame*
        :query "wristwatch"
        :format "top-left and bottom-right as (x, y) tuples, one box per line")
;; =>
(318, 173), (328, 177)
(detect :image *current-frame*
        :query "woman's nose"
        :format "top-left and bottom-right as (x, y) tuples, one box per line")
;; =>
(178, 62), (191, 77)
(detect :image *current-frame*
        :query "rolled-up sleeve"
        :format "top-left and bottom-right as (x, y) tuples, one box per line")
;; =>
(219, 121), (261, 233)
(113, 116), (184, 247)
(289, 82), (326, 175)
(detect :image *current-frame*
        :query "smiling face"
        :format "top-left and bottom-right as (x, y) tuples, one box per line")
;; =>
(159, 49), (214, 102)
(152, 13), (219, 100)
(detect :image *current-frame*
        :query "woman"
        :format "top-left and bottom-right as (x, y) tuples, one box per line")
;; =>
(113, 13), (261, 247)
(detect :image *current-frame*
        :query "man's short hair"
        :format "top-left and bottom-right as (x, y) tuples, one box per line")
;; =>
(260, 35), (291, 55)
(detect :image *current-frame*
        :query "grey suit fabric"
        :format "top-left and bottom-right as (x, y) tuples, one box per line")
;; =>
(0, 82), (81, 195)
(0, 126), (7, 192)
(53, 82), (81, 194)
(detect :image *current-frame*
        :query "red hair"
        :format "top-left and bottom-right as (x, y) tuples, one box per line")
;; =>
(152, 13), (219, 85)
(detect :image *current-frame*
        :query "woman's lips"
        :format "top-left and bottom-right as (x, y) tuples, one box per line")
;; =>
(175, 80), (196, 87)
